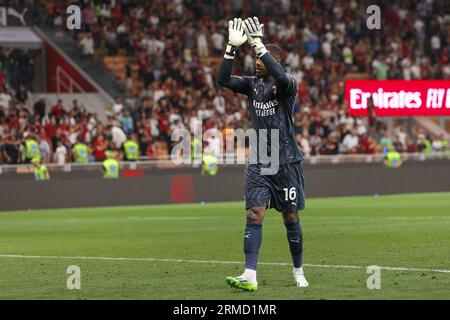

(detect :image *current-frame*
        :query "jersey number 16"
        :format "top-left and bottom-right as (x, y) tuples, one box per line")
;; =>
(283, 187), (296, 201)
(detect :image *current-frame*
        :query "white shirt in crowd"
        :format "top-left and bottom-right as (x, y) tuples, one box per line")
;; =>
(203, 65), (213, 88)
(213, 95), (225, 114)
(243, 53), (254, 73)
(153, 89), (165, 104)
(112, 125), (127, 148)
(169, 113), (182, 124)
(54, 144), (67, 165)
(286, 52), (299, 70)
(0, 92), (12, 111)
(170, 120), (185, 132)
(322, 40), (332, 58)
(342, 46), (353, 64)
(356, 122), (367, 136)
(68, 131), (78, 145)
(300, 137), (311, 156)
(150, 118), (159, 137)
(197, 107), (212, 120)
(302, 54), (314, 71)
(141, 37), (165, 55)
(205, 135), (222, 157)
(99, 5), (111, 18)
(432, 140), (443, 152)
(211, 32), (225, 51)
(196, 32), (208, 56)
(342, 133), (359, 151)
(113, 102), (124, 114)
(397, 129), (407, 146)
(189, 116), (201, 134)
(431, 35), (441, 50)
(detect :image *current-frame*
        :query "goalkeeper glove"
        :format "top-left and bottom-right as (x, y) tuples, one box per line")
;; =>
(225, 18), (247, 59)
(243, 17), (267, 58)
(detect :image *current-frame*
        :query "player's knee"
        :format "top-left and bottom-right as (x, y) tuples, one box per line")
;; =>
(283, 212), (299, 224)
(247, 207), (265, 223)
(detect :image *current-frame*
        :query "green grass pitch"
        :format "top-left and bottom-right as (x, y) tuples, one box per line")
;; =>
(0, 192), (449, 299)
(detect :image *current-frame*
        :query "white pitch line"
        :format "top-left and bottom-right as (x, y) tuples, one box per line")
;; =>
(0, 254), (449, 274)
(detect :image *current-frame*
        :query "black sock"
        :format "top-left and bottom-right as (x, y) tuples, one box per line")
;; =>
(285, 220), (303, 268)
(243, 222), (262, 271)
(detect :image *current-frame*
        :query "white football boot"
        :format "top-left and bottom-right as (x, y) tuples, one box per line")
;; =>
(293, 267), (309, 287)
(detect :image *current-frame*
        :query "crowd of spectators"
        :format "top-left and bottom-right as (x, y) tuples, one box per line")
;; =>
(1, 0), (449, 164)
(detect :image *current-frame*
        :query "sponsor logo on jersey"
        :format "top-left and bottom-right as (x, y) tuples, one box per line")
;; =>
(253, 99), (278, 117)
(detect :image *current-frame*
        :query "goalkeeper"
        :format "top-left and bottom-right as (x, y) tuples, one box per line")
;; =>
(217, 17), (308, 291)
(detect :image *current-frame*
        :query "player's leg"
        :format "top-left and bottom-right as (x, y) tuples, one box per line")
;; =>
(282, 211), (308, 287)
(226, 207), (266, 291)
(226, 165), (269, 291)
(270, 161), (308, 287)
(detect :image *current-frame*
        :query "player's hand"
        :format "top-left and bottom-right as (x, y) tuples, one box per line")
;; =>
(243, 17), (267, 58)
(228, 18), (247, 47)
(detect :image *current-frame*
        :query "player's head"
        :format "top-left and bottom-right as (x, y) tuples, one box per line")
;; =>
(255, 44), (282, 77)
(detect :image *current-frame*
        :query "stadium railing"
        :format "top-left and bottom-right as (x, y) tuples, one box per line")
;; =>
(0, 152), (449, 174)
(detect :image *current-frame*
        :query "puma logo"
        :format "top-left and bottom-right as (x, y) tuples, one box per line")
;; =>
(7, 7), (28, 26)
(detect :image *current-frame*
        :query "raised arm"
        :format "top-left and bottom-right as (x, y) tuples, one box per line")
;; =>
(260, 53), (291, 91)
(243, 17), (295, 94)
(216, 18), (251, 94)
(217, 57), (250, 94)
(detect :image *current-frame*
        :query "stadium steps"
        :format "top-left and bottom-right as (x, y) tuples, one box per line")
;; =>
(37, 25), (127, 100)
(103, 55), (144, 95)
(413, 117), (450, 140)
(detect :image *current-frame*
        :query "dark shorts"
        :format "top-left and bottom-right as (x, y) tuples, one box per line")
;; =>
(244, 161), (305, 213)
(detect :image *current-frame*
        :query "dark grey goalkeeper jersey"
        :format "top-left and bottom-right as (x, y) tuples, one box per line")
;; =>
(229, 74), (304, 165)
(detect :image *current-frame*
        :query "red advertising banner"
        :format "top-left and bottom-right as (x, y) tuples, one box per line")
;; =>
(345, 80), (450, 117)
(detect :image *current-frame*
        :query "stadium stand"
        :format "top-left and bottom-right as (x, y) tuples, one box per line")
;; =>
(0, 0), (449, 164)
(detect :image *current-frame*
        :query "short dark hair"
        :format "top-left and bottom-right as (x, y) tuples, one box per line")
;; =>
(266, 44), (283, 62)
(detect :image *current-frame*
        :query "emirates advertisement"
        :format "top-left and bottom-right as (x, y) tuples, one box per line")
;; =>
(345, 80), (450, 117)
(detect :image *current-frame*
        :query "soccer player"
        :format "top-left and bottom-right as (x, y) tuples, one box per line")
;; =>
(217, 17), (309, 291)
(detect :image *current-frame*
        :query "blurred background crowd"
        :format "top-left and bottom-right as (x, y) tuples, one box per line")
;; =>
(1, 0), (449, 164)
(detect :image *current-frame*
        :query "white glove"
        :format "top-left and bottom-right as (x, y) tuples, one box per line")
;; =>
(224, 18), (247, 59)
(243, 17), (267, 58)
(228, 18), (247, 47)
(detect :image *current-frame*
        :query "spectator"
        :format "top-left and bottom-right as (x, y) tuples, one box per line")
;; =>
(342, 129), (359, 154)
(50, 99), (65, 123)
(15, 84), (28, 104)
(0, 1), (448, 164)
(33, 96), (46, 121)
(79, 33), (95, 57)
(38, 135), (52, 163)
(1, 135), (20, 164)
(379, 130), (394, 153)
(112, 97), (124, 115)
(120, 109), (134, 136)
(54, 140), (68, 165)
(0, 88), (12, 112)
(93, 134), (108, 162)
(111, 122), (127, 149)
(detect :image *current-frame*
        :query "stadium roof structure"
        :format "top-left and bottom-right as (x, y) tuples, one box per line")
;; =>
(0, 27), (42, 49)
